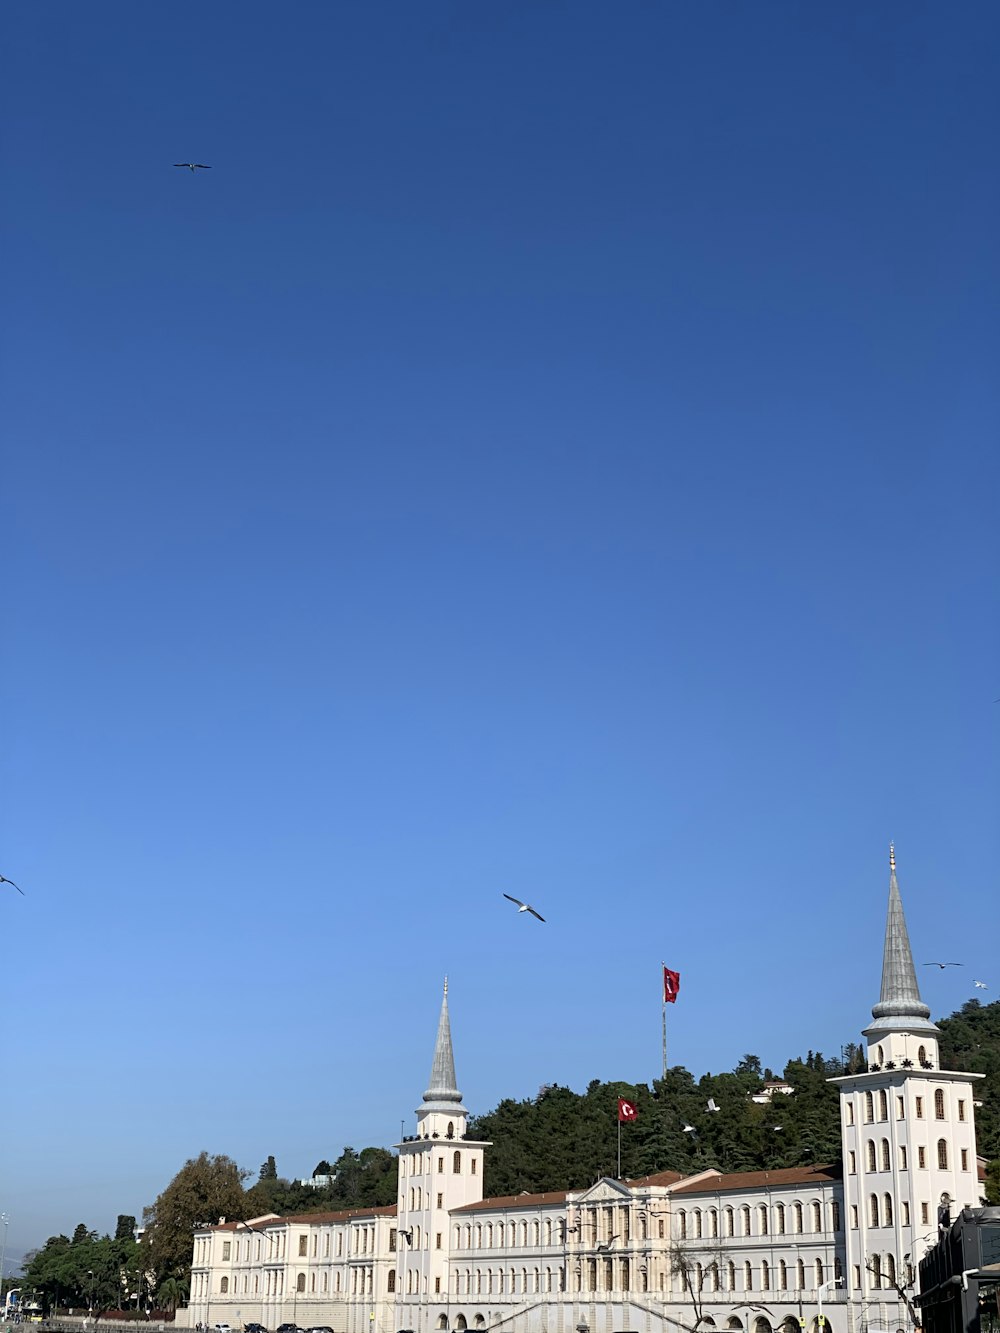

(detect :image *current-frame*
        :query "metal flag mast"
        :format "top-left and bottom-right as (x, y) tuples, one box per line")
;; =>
(661, 959), (668, 1080)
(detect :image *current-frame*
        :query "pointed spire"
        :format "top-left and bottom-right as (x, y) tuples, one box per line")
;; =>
(423, 977), (464, 1108)
(867, 844), (937, 1034)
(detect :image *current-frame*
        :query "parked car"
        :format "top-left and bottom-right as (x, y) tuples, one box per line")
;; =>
(276, 1324), (297, 1333)
(244, 1324), (267, 1333)
(213, 1324), (233, 1333)
(309, 1326), (335, 1333)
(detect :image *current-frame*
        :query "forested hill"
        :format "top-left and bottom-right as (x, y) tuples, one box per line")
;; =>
(467, 998), (1000, 1199)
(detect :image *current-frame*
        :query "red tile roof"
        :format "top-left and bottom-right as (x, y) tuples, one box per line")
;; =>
(208, 1205), (397, 1230)
(452, 1191), (569, 1214)
(671, 1165), (841, 1195)
(625, 1170), (685, 1189)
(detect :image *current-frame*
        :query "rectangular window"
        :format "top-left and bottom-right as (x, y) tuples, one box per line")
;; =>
(437, 1193), (443, 1209)
(961, 1149), (969, 1171)
(897, 1096), (905, 1119)
(850, 1205), (858, 1229)
(438, 1157), (444, 1173)
(853, 1266), (861, 1290)
(915, 1096), (924, 1119)
(435, 1277), (441, 1294)
(902, 1203), (910, 1226)
(436, 1233), (442, 1250)
(471, 1159), (477, 1175)
(846, 1104), (854, 1125)
(221, 1241), (231, 1261)
(921, 1202), (929, 1225)
(958, 1100), (966, 1122)
(918, 1146), (926, 1168)
(849, 1151), (856, 1174)
(900, 1146), (907, 1169)
(299, 1235), (307, 1257)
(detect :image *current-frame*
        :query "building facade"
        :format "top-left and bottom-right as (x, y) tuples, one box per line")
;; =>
(185, 852), (985, 1333)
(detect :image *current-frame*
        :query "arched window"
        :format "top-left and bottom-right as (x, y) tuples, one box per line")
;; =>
(879, 1090), (888, 1121)
(725, 1208), (735, 1237)
(691, 1209), (701, 1239)
(296, 1274), (306, 1294)
(759, 1205), (768, 1235)
(496, 1223), (504, 1246)
(453, 1150), (462, 1173)
(794, 1203), (804, 1234)
(447, 1121), (454, 1138)
(797, 1259), (805, 1290)
(761, 1260), (770, 1291)
(883, 1194), (893, 1226)
(709, 1208), (718, 1238)
(935, 1090), (945, 1120)
(727, 1262), (736, 1291)
(532, 1220), (539, 1245)
(741, 1206), (752, 1236)
(779, 1260), (788, 1290)
(744, 1261), (753, 1291)
(870, 1195), (880, 1227)
(864, 1091), (874, 1122)
(867, 1140), (877, 1172)
(220, 1278), (228, 1294)
(387, 1271), (396, 1294)
(937, 1139), (949, 1169)
(710, 1263), (720, 1291)
(815, 1260), (824, 1286)
(918, 1045), (927, 1065)
(678, 1210), (687, 1239)
(881, 1139), (890, 1171)
(776, 1204), (786, 1234)
(871, 1256), (882, 1289)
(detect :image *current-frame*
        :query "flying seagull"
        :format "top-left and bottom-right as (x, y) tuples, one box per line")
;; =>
(706, 1098), (721, 1113)
(0, 874), (25, 896)
(682, 1124), (697, 1135)
(174, 163), (212, 171)
(923, 961), (962, 969)
(502, 893), (545, 922)
(974, 980), (988, 990)
(596, 1236), (619, 1253)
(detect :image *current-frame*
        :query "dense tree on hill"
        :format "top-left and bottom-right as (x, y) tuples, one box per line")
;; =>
(939, 998), (1000, 1199)
(21, 1227), (141, 1314)
(115, 1215), (136, 1242)
(142, 1152), (250, 1284)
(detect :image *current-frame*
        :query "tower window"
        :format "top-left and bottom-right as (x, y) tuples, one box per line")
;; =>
(453, 1150), (462, 1173)
(935, 1089), (945, 1120)
(958, 1100), (966, 1122)
(937, 1139), (948, 1169)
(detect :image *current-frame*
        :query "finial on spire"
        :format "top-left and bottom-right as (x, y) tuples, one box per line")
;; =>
(866, 843), (936, 1036)
(889, 841), (896, 873)
(444, 976), (448, 996)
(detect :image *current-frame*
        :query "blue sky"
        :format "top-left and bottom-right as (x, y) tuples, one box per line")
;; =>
(2, 1), (998, 1261)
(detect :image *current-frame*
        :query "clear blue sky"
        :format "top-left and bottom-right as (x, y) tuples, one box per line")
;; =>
(2, 1), (998, 1261)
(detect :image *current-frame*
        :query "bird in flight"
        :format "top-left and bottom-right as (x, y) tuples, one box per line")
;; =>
(596, 1236), (619, 1253)
(174, 163), (212, 171)
(923, 961), (962, 969)
(502, 893), (545, 922)
(706, 1098), (721, 1113)
(682, 1124), (697, 1135)
(0, 874), (24, 895)
(974, 980), (988, 990)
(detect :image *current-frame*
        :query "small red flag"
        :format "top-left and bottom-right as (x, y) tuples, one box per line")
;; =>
(663, 967), (681, 1004)
(618, 1097), (638, 1122)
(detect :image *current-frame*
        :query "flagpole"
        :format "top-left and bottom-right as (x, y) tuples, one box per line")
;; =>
(661, 961), (667, 1080)
(617, 1115), (621, 1179)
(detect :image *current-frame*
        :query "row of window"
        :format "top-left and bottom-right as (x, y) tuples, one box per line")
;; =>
(682, 1257), (843, 1294)
(677, 1201), (840, 1240)
(216, 1266), (378, 1298)
(401, 1149), (476, 1177)
(848, 1139), (969, 1175)
(219, 1225), (380, 1266)
(851, 1088), (967, 1126)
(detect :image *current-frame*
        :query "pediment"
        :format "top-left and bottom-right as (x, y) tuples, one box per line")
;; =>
(574, 1178), (633, 1204)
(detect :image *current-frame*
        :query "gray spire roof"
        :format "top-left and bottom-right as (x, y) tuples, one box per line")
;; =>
(867, 844), (938, 1035)
(422, 978), (466, 1109)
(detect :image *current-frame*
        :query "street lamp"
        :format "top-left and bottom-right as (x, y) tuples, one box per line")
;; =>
(0, 1213), (9, 1309)
(818, 1277), (844, 1330)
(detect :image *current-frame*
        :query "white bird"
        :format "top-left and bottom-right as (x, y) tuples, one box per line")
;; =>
(174, 163), (212, 171)
(974, 980), (988, 990)
(923, 961), (962, 969)
(682, 1124), (697, 1135)
(707, 1098), (721, 1113)
(0, 874), (25, 896)
(772, 1126), (783, 1132)
(502, 893), (545, 922)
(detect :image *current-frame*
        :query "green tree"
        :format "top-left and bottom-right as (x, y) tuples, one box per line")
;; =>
(258, 1156), (278, 1181)
(142, 1152), (250, 1285)
(155, 1276), (188, 1313)
(115, 1215), (136, 1242)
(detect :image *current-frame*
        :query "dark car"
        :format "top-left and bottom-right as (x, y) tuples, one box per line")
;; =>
(309, 1326), (335, 1333)
(245, 1325), (267, 1333)
(276, 1323), (297, 1333)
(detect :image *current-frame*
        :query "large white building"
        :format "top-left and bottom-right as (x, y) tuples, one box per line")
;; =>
(185, 851), (985, 1333)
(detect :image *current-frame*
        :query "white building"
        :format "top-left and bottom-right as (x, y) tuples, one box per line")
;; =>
(185, 850), (985, 1333)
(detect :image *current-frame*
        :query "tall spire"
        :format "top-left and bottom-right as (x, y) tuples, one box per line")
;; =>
(422, 977), (465, 1108)
(867, 843), (937, 1034)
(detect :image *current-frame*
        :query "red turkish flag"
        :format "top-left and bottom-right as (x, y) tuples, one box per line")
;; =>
(618, 1097), (638, 1122)
(663, 967), (681, 1004)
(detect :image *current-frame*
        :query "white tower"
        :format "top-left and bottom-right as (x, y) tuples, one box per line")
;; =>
(394, 980), (491, 1330)
(832, 847), (982, 1332)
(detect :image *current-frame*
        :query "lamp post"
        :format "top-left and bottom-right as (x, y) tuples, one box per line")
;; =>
(817, 1277), (843, 1330)
(0, 1213), (9, 1311)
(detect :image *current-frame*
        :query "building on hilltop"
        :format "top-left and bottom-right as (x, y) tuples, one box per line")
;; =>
(184, 850), (986, 1333)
